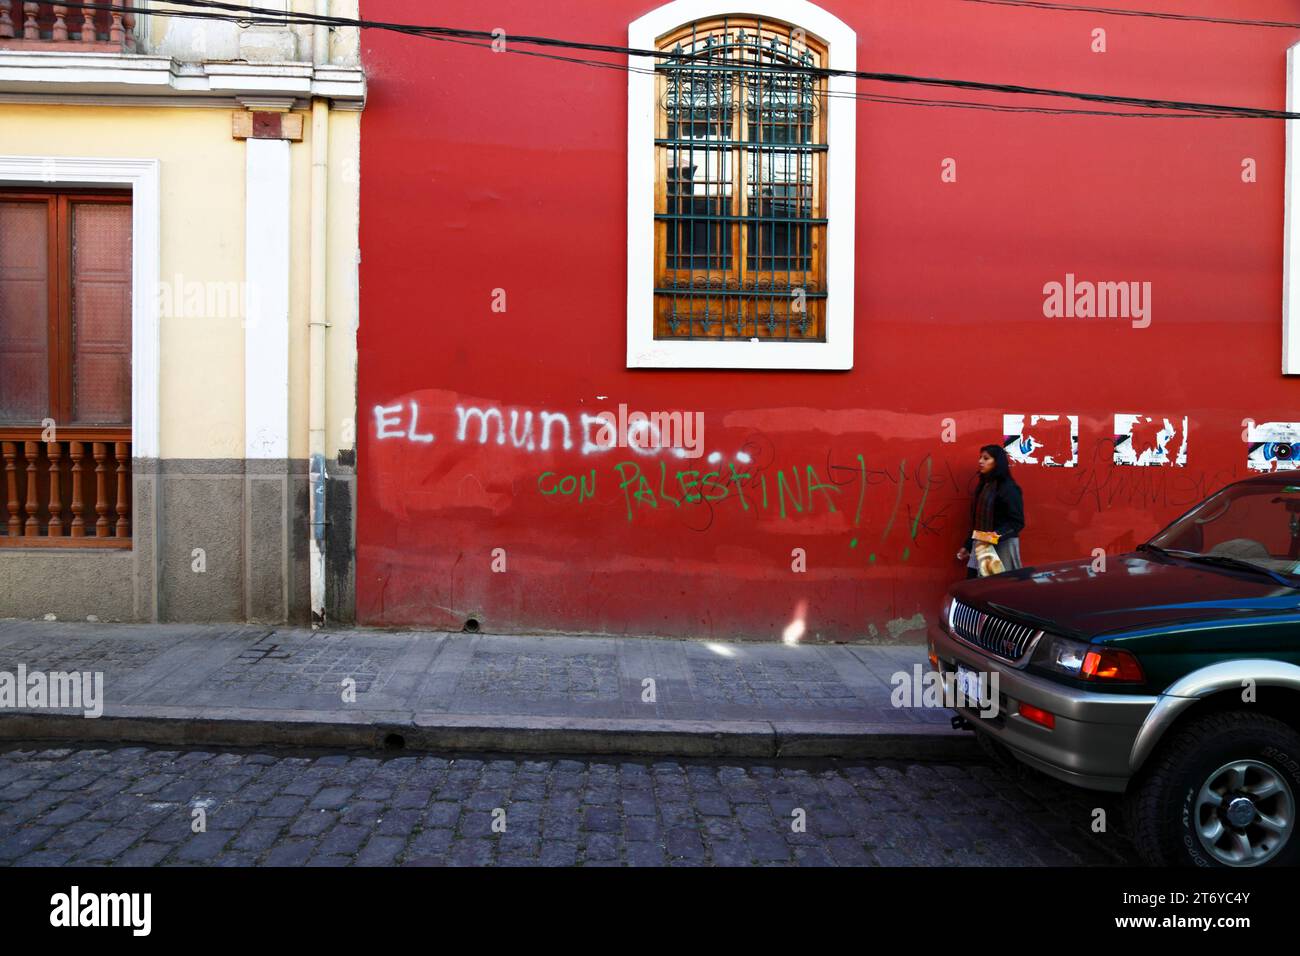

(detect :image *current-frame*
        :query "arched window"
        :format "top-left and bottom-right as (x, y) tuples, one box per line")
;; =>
(628, 1), (856, 369)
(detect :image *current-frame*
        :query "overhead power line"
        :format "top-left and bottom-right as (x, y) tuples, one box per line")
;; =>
(46, 0), (1300, 121)
(962, 0), (1300, 31)
(428, 30), (1281, 121)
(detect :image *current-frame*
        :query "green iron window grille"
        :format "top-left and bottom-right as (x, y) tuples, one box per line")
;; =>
(654, 16), (828, 341)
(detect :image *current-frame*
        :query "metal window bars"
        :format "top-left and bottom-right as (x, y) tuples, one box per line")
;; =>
(654, 17), (828, 341)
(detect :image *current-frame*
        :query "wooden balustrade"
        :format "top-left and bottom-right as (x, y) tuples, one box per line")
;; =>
(0, 437), (132, 548)
(0, 1), (135, 51)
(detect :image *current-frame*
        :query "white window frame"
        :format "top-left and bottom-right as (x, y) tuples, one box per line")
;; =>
(627, 0), (856, 370)
(1285, 43), (1300, 374)
(0, 156), (161, 458)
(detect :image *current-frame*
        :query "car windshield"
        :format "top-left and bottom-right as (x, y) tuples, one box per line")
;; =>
(1147, 482), (1300, 584)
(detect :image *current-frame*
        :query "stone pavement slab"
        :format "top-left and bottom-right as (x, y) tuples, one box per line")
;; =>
(0, 619), (970, 758)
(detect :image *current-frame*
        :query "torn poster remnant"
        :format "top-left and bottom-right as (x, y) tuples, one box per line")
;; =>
(1003, 414), (1079, 467)
(1114, 414), (1188, 466)
(1246, 421), (1300, 472)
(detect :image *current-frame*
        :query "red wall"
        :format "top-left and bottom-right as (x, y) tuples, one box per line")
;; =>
(357, 0), (1300, 640)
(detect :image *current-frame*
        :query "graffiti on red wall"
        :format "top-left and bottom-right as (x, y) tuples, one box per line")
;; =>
(361, 389), (1290, 636)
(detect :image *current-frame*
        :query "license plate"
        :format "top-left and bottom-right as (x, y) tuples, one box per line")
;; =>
(955, 665), (986, 708)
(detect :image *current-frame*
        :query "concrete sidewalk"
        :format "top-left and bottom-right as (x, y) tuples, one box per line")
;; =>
(0, 619), (971, 759)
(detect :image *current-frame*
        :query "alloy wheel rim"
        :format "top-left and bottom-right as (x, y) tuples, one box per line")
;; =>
(1194, 759), (1295, 866)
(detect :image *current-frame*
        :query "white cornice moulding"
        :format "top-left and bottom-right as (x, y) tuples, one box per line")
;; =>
(0, 51), (365, 108)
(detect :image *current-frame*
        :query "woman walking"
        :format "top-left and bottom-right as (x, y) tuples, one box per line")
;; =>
(955, 444), (1025, 578)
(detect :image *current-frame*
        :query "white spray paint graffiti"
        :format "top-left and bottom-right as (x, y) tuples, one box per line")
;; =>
(373, 401), (1295, 483)
(453, 406), (633, 455)
(374, 400), (711, 460)
(1003, 414), (1079, 467)
(1114, 414), (1188, 466)
(374, 401), (434, 444)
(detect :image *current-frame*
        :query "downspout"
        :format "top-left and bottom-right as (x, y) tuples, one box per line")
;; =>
(308, 3), (331, 626)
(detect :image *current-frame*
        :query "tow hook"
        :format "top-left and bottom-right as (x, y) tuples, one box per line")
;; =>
(951, 714), (975, 731)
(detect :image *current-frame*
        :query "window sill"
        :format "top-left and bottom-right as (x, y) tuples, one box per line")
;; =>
(628, 334), (853, 370)
(0, 538), (132, 550)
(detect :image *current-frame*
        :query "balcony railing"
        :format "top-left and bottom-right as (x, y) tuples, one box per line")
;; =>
(0, 1), (137, 52)
(0, 436), (132, 548)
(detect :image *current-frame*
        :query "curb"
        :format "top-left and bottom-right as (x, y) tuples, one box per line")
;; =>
(0, 708), (978, 760)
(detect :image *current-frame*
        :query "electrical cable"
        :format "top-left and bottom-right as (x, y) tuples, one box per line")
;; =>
(433, 30), (1269, 119)
(961, 0), (1300, 31)
(40, 0), (1300, 120)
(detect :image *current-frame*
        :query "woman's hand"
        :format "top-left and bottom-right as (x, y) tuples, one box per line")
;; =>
(956, 547), (970, 562)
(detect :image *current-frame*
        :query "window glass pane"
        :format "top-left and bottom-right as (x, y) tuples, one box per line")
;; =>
(666, 148), (733, 271)
(70, 202), (132, 425)
(0, 201), (50, 423)
(665, 68), (734, 141)
(747, 152), (813, 272)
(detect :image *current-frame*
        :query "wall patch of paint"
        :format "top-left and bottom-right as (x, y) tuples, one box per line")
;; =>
(1114, 414), (1188, 466)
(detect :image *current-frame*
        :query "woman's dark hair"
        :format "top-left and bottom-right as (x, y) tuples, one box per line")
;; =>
(978, 444), (1016, 485)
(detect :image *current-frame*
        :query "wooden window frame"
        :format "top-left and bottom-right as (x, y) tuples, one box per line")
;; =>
(0, 187), (132, 444)
(653, 17), (828, 343)
(1, 183), (135, 548)
(0, 154), (162, 456)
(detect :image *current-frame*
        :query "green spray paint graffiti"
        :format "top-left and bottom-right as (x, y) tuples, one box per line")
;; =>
(537, 470), (597, 502)
(610, 460), (840, 522)
(533, 453), (947, 565)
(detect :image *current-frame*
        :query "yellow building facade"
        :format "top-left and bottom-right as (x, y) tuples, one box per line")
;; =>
(0, 1), (364, 623)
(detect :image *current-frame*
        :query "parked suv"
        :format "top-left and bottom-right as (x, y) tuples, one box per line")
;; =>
(930, 472), (1300, 867)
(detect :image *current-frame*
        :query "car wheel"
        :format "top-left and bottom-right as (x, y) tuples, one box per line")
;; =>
(1129, 711), (1300, 867)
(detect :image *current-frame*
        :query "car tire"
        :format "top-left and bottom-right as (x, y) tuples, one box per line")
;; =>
(1128, 711), (1300, 867)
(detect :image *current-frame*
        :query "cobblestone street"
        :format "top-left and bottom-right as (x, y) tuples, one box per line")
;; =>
(0, 743), (1139, 866)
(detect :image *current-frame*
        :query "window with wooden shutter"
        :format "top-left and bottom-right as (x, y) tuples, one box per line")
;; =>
(655, 17), (827, 342)
(0, 188), (132, 547)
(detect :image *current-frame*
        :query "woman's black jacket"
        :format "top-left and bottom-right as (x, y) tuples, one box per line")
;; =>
(966, 479), (1025, 551)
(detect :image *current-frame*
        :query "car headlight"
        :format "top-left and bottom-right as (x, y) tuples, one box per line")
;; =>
(1031, 633), (1090, 677)
(1031, 634), (1145, 682)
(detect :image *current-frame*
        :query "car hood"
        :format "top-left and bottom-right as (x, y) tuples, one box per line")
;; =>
(952, 553), (1300, 640)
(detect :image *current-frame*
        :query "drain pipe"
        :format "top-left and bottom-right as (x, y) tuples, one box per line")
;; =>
(308, 3), (331, 626)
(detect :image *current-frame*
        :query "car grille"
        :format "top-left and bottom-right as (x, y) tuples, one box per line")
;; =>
(950, 600), (1042, 663)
